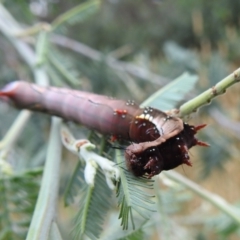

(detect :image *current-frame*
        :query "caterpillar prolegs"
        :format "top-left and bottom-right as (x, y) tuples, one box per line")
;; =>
(0, 81), (208, 178)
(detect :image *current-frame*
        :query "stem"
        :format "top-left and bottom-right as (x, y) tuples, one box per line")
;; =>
(162, 171), (240, 225)
(0, 110), (31, 151)
(13, 22), (50, 38)
(26, 117), (62, 240)
(51, 0), (100, 29)
(51, 34), (169, 85)
(47, 52), (79, 85)
(48, 221), (63, 240)
(80, 185), (94, 237)
(0, 4), (49, 86)
(179, 68), (240, 117)
(35, 30), (49, 67)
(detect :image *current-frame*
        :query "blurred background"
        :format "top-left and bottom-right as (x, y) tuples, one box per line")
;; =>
(0, 0), (239, 239)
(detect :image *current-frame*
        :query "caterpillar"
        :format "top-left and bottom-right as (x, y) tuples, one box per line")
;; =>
(0, 81), (208, 178)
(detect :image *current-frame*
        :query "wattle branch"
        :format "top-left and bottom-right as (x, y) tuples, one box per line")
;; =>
(179, 67), (240, 117)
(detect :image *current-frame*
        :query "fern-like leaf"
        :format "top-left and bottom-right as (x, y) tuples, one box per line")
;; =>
(141, 72), (198, 110)
(63, 131), (108, 207)
(63, 161), (85, 206)
(115, 150), (156, 230)
(73, 168), (112, 240)
(63, 131), (112, 239)
(0, 169), (42, 240)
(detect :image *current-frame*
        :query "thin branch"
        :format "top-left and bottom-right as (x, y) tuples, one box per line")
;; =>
(49, 221), (63, 240)
(0, 4), (169, 86)
(179, 68), (240, 117)
(162, 171), (240, 225)
(47, 52), (80, 85)
(26, 117), (62, 240)
(51, 0), (100, 30)
(50, 34), (169, 85)
(0, 110), (31, 151)
(13, 22), (49, 38)
(0, 4), (49, 86)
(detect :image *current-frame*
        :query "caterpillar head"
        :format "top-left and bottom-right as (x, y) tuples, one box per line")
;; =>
(125, 123), (208, 178)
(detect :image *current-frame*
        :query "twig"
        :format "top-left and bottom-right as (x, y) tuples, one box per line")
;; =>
(50, 34), (169, 85)
(26, 117), (62, 240)
(0, 3), (168, 86)
(0, 4), (49, 86)
(0, 110), (31, 151)
(162, 171), (240, 225)
(51, 0), (100, 30)
(179, 68), (240, 117)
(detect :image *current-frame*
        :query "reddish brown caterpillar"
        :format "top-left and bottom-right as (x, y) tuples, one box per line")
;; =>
(0, 81), (208, 178)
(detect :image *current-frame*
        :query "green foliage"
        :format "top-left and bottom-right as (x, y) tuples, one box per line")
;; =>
(0, 169), (42, 240)
(4, 0), (34, 24)
(35, 31), (49, 67)
(63, 132), (113, 239)
(64, 161), (84, 207)
(0, 0), (240, 239)
(73, 169), (112, 240)
(115, 150), (156, 230)
(141, 72), (198, 110)
(117, 228), (145, 240)
(209, 206), (240, 237)
(46, 48), (81, 87)
(51, 0), (100, 30)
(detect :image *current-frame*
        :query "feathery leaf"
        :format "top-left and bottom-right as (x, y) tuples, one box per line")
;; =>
(73, 168), (112, 240)
(115, 150), (156, 230)
(141, 72), (198, 110)
(0, 169), (42, 240)
(63, 161), (85, 206)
